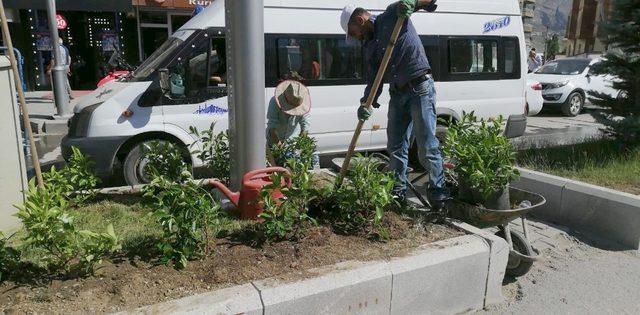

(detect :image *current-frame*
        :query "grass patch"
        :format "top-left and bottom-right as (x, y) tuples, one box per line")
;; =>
(518, 140), (640, 195)
(70, 200), (161, 260)
(10, 197), (256, 268)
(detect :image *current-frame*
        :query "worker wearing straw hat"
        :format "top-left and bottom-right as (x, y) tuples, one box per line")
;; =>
(267, 79), (318, 167)
(267, 79), (311, 147)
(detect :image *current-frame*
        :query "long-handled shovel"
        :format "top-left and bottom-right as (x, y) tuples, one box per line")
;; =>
(335, 16), (406, 187)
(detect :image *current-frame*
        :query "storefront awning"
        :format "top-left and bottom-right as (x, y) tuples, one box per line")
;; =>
(3, 0), (134, 12)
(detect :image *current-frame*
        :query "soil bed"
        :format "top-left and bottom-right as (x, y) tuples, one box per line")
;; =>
(0, 199), (461, 314)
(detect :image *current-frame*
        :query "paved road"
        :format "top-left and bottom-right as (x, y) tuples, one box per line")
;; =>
(511, 108), (605, 150)
(478, 220), (640, 314)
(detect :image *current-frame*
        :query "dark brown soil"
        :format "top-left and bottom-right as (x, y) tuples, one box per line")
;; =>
(0, 212), (462, 314)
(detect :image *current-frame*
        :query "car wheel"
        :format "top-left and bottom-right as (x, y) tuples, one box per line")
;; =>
(562, 92), (583, 117)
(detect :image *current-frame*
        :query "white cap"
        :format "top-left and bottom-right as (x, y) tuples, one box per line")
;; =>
(340, 5), (357, 39)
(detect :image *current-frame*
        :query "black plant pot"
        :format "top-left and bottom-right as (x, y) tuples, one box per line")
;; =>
(457, 180), (511, 210)
(483, 186), (511, 210)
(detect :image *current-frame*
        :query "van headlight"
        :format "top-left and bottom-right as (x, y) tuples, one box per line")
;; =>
(547, 81), (569, 89)
(68, 103), (101, 138)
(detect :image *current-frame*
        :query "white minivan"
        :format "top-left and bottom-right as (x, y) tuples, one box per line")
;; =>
(62, 0), (529, 185)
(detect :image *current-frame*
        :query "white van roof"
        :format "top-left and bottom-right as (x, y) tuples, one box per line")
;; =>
(180, 0), (522, 31)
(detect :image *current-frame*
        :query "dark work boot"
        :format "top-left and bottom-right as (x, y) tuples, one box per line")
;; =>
(430, 197), (452, 223)
(392, 189), (407, 206)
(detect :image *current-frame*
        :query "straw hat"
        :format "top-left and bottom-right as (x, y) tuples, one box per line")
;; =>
(274, 80), (311, 116)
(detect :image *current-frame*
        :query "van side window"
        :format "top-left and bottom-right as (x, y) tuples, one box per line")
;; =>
(165, 36), (227, 104)
(449, 39), (498, 74)
(421, 35), (441, 81)
(503, 37), (520, 79)
(272, 37), (363, 85)
(440, 36), (520, 81)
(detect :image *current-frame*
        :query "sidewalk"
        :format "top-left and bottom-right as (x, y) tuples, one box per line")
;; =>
(23, 90), (90, 174)
(478, 218), (640, 314)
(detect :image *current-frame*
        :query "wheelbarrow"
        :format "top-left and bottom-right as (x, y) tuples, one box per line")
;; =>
(448, 187), (546, 277)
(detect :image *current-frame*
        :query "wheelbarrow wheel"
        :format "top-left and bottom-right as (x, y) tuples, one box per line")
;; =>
(495, 229), (534, 277)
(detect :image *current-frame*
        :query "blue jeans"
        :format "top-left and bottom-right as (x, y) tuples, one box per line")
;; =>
(387, 78), (449, 201)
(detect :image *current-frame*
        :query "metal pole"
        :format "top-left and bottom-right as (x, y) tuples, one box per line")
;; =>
(46, 0), (71, 117)
(225, 0), (266, 190)
(0, 0), (44, 187)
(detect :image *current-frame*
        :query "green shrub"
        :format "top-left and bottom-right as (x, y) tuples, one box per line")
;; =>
(141, 176), (220, 269)
(321, 156), (396, 237)
(190, 123), (231, 184)
(442, 112), (519, 202)
(0, 233), (20, 282)
(270, 133), (316, 174)
(142, 140), (191, 182)
(259, 171), (317, 241)
(14, 181), (120, 274)
(44, 146), (100, 206)
(259, 134), (319, 241)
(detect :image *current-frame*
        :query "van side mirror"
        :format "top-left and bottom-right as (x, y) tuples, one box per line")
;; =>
(159, 68), (170, 94)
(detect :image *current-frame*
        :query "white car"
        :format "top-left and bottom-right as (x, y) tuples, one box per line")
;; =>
(528, 58), (618, 116)
(525, 79), (543, 116)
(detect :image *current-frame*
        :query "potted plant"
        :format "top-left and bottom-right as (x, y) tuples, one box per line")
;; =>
(442, 112), (520, 209)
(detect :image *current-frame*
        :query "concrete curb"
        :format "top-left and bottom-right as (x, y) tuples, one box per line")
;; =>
(448, 220), (509, 307)
(120, 284), (262, 315)
(121, 234), (507, 314)
(388, 235), (490, 314)
(512, 168), (640, 250)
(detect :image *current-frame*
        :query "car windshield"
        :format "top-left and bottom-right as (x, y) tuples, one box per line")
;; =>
(535, 59), (591, 75)
(131, 37), (184, 80)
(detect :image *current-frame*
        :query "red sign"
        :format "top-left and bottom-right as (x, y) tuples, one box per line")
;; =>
(56, 14), (68, 30)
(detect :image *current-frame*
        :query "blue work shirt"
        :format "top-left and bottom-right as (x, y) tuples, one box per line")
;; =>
(362, 3), (431, 104)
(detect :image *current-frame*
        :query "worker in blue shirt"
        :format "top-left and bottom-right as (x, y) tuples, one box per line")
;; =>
(340, 0), (449, 210)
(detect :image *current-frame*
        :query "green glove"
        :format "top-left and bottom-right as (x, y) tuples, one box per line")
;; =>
(398, 0), (416, 18)
(357, 106), (373, 122)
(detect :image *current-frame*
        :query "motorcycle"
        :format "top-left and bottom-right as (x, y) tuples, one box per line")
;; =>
(97, 48), (135, 87)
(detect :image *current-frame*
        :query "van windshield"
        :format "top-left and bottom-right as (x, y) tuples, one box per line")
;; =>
(535, 59), (590, 75)
(132, 37), (184, 80)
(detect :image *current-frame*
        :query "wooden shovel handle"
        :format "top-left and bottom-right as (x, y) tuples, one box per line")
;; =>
(336, 16), (406, 187)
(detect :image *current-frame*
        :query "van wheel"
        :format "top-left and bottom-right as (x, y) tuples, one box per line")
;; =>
(562, 92), (583, 117)
(123, 142), (154, 186)
(122, 140), (191, 186)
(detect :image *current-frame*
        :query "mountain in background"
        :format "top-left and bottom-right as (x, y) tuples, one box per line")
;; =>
(530, 0), (573, 53)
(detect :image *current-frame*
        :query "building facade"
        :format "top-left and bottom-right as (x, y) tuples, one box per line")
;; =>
(519, 0), (536, 47)
(2, 0), (212, 91)
(565, 0), (613, 56)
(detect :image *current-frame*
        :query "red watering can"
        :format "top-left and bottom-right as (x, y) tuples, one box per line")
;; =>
(206, 167), (291, 220)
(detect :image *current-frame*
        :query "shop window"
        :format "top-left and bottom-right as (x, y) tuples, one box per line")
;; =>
(275, 37), (363, 84)
(140, 11), (168, 25)
(449, 39), (498, 74)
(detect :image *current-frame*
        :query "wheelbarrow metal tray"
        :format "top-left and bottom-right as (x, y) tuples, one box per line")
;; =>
(449, 187), (546, 228)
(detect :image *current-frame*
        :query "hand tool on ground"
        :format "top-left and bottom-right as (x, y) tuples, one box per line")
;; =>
(335, 16), (406, 188)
